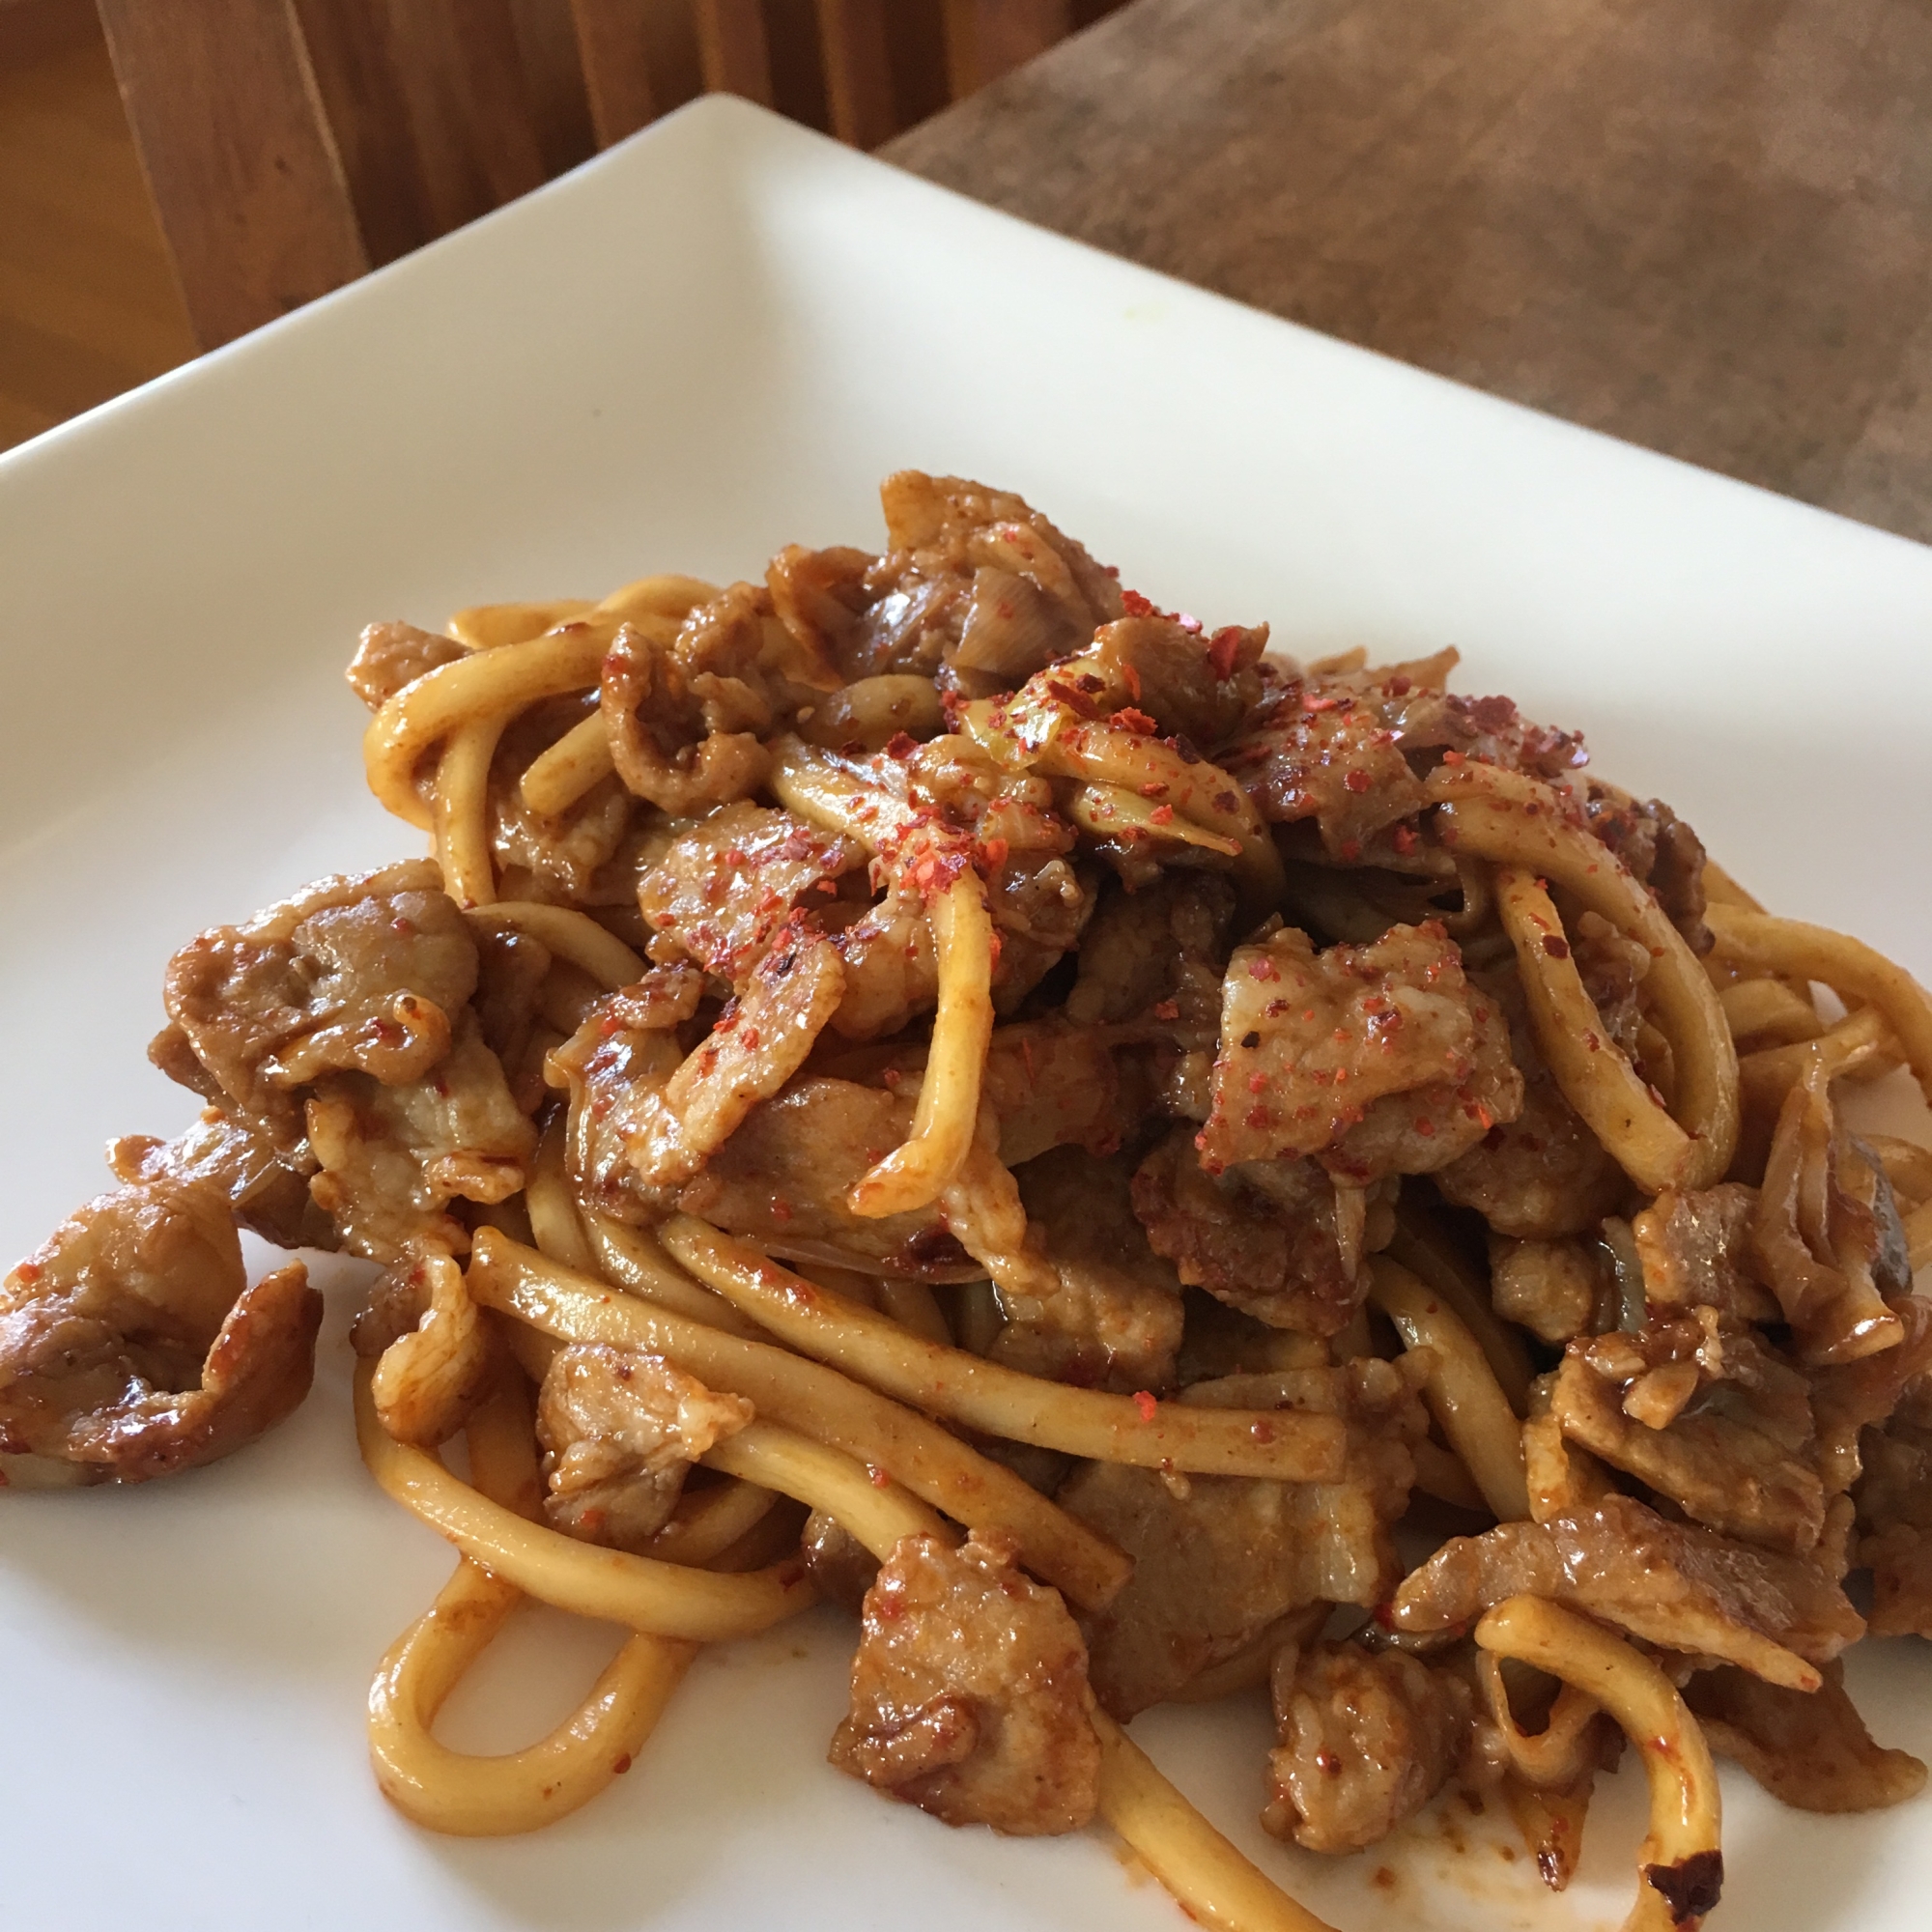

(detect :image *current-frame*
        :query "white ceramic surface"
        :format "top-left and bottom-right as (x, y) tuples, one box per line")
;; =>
(2, 96), (1928, 1932)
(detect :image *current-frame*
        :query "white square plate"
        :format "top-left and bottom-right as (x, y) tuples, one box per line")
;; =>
(2, 96), (1928, 1932)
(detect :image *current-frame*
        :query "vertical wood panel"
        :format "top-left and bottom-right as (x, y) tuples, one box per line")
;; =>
(945, 0), (1070, 96)
(94, 0), (370, 349)
(816, 0), (895, 147)
(508, 0), (598, 173)
(569, 0), (660, 145)
(695, 0), (773, 104)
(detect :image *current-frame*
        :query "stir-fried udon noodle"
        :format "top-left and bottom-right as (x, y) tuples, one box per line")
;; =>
(6, 472), (1931, 1930)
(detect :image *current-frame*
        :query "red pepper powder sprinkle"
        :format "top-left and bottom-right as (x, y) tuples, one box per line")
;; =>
(1542, 933), (1572, 958)
(1131, 1390), (1159, 1423)
(1110, 707), (1158, 737)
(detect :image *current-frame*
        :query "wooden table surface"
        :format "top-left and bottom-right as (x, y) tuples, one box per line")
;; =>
(887, 0), (1932, 548)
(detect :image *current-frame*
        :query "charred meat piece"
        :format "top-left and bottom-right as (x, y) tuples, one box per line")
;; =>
(1264, 1644), (1475, 1854)
(829, 1528), (1100, 1834)
(0, 1174), (320, 1481)
(1583, 784), (1712, 954)
(1200, 921), (1520, 1181)
(536, 1342), (753, 1551)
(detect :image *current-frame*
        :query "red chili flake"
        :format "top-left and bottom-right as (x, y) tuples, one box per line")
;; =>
(1152, 999), (1180, 1021)
(1385, 674), (1412, 696)
(1541, 934), (1571, 958)
(881, 1066), (903, 1090)
(391, 916), (415, 936)
(1121, 589), (1156, 617)
(979, 836), (1009, 869)
(1344, 769), (1372, 794)
(724, 847), (748, 867)
(1302, 693), (1340, 713)
(1442, 749), (1465, 765)
(14, 1261), (41, 1285)
(1121, 664), (1143, 700)
(1338, 838), (1363, 863)
(1392, 824), (1418, 855)
(738, 1027), (760, 1049)
(1414, 1117), (1435, 1137)
(1250, 1419), (1276, 1444)
(1131, 1389), (1159, 1422)
(868, 1464), (893, 1491)
(770, 1198), (794, 1223)
(884, 730), (918, 760)
(1245, 1104), (1273, 1128)
(1249, 955), (1281, 981)
(1110, 706), (1158, 736)
(612, 1754), (634, 1776)
(1247, 1072), (1267, 1094)
(813, 878), (838, 895)
(1021, 1037), (1038, 1083)
(1150, 804), (1176, 825)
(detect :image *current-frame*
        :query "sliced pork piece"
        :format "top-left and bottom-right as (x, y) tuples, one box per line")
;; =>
(536, 1342), (753, 1550)
(1264, 1644), (1476, 1854)
(306, 1012), (535, 1262)
(1199, 921), (1521, 1182)
(625, 924), (844, 1191)
(678, 1078), (976, 1278)
(1435, 962), (1627, 1239)
(997, 1148), (1183, 1394)
(1633, 1183), (1781, 1322)
(1131, 1130), (1375, 1335)
(602, 581), (838, 812)
(156, 861), (477, 1148)
(636, 802), (861, 986)
(1393, 1494), (1864, 1685)
(1582, 784), (1712, 955)
(1684, 1662), (1926, 1812)
(1549, 1341), (1823, 1555)
(1066, 872), (1234, 1030)
(829, 1529), (1101, 1834)
(109, 1112), (337, 1252)
(798, 470), (1122, 692)
(345, 619), (465, 709)
(0, 1174), (320, 1481)
(1490, 1236), (1603, 1344)
(1060, 1359), (1424, 1715)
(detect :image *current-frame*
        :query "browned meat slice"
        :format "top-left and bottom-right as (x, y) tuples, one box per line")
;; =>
(345, 619), (465, 709)
(0, 1174), (320, 1481)
(108, 1112), (337, 1252)
(804, 1508), (880, 1612)
(791, 471), (1122, 693)
(997, 1148), (1183, 1394)
(156, 861), (477, 1148)
(602, 582), (838, 811)
(1583, 783), (1712, 954)
(1393, 1494), (1864, 1685)
(1814, 1293), (1932, 1495)
(487, 698), (638, 907)
(1200, 921), (1521, 1182)
(352, 1246), (497, 1447)
(1072, 613), (1266, 750)
(1633, 1183), (1780, 1322)
(1684, 1662), (1926, 1812)
(1264, 1644), (1475, 1854)
(544, 968), (699, 1224)
(1131, 1129), (1374, 1335)
(1060, 1359), (1424, 1715)
(1066, 872), (1234, 1032)
(1852, 1345), (1932, 1637)
(1490, 1236), (1602, 1344)
(535, 1341), (753, 1550)
(637, 802), (861, 985)
(305, 1012), (536, 1262)
(828, 1528), (1101, 1834)
(1435, 962), (1627, 1238)
(1549, 1342), (1823, 1555)
(1223, 675), (1428, 861)
(979, 1023), (1135, 1166)
(626, 926), (844, 1190)
(678, 1079), (975, 1278)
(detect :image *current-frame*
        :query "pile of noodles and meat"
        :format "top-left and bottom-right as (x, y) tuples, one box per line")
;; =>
(4, 472), (1929, 1899)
